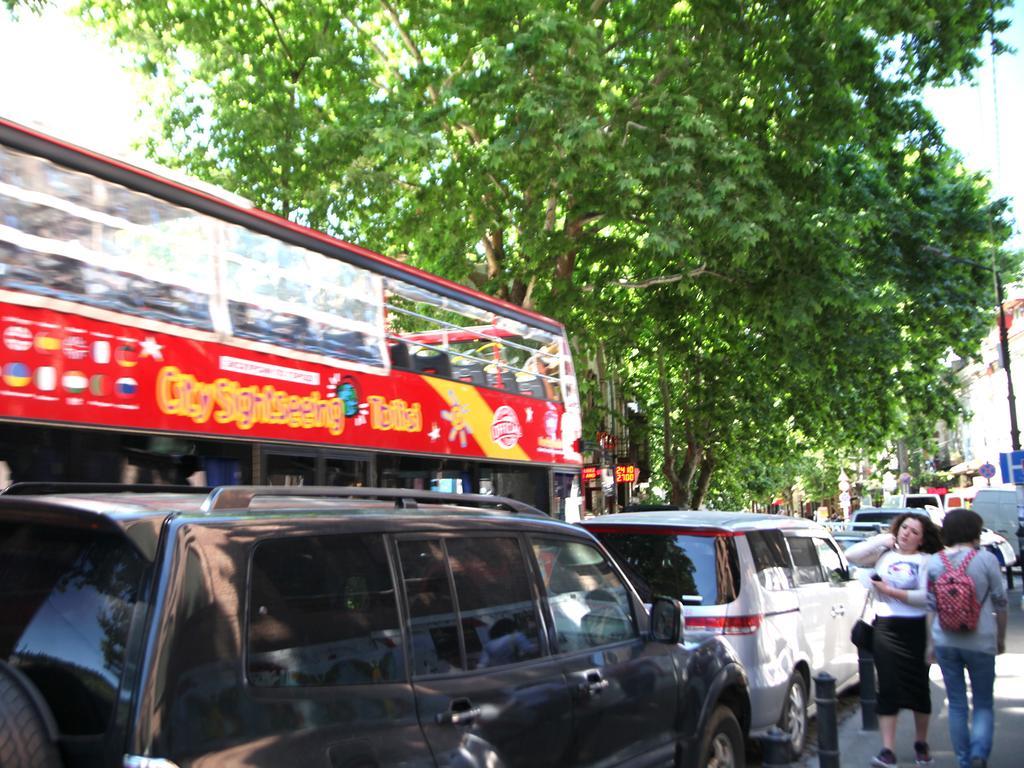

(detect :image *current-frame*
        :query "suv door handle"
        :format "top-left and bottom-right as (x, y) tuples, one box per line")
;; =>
(435, 698), (482, 726)
(576, 670), (610, 698)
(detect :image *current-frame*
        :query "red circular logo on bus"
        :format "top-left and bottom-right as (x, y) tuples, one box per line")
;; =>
(491, 406), (523, 449)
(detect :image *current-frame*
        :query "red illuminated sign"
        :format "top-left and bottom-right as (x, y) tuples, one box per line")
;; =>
(581, 465), (600, 481)
(615, 464), (639, 483)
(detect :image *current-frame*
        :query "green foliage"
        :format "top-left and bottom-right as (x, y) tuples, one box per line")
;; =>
(64, 0), (1019, 508)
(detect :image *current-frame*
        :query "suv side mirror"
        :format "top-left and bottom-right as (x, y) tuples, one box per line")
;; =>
(650, 596), (684, 644)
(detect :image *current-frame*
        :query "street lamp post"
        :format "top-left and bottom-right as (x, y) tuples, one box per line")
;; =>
(926, 247), (1019, 451)
(993, 271), (1021, 450)
(838, 469), (851, 522)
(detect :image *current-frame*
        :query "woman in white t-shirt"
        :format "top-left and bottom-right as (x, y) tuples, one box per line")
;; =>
(846, 512), (944, 767)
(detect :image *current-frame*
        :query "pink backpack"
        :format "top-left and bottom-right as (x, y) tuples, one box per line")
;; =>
(932, 549), (981, 632)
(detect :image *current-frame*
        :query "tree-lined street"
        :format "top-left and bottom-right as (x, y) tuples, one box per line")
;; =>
(3, 0), (1016, 509)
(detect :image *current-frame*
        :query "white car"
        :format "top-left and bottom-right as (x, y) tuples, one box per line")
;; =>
(849, 506), (943, 533)
(582, 512), (865, 760)
(980, 527), (1016, 567)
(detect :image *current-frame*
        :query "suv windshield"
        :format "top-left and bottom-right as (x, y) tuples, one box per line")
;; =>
(0, 521), (148, 735)
(590, 529), (740, 606)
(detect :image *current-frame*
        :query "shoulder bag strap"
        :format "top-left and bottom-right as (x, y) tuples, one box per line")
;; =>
(858, 589), (874, 619)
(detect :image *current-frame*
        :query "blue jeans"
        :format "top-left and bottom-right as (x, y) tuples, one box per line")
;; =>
(935, 646), (996, 768)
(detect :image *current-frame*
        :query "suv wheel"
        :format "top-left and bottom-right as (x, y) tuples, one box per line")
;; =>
(0, 662), (62, 768)
(778, 673), (808, 758)
(698, 705), (745, 768)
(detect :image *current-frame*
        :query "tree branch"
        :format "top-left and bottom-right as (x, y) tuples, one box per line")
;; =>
(581, 264), (734, 292)
(257, 0), (302, 81)
(380, 0), (441, 104)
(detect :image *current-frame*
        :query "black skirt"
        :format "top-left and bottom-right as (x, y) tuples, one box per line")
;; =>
(872, 615), (931, 715)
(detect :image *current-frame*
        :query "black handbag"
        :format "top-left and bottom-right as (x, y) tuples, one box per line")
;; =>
(850, 592), (874, 650)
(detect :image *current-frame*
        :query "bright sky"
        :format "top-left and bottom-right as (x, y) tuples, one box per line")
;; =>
(1, 1), (1021, 248)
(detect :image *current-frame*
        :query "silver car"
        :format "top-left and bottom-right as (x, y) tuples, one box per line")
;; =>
(583, 511), (866, 759)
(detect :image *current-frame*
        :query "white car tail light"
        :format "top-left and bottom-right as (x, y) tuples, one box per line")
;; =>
(685, 614), (763, 635)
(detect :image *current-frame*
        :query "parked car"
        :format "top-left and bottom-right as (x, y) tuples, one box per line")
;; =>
(849, 506), (943, 533)
(582, 512), (866, 761)
(900, 493), (945, 513)
(944, 490), (975, 510)
(972, 487), (1022, 563)
(0, 484), (749, 768)
(831, 530), (872, 577)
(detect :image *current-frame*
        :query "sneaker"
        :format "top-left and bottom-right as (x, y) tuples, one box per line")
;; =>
(914, 741), (934, 766)
(872, 748), (897, 767)
(969, 759), (986, 768)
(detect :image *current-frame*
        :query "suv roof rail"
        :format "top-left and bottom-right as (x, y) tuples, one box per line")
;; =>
(1, 482), (212, 496)
(200, 486), (547, 516)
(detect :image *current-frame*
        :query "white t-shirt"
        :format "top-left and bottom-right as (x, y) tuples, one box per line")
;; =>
(872, 549), (930, 618)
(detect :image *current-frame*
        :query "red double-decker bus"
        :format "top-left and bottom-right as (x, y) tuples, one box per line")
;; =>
(0, 118), (583, 517)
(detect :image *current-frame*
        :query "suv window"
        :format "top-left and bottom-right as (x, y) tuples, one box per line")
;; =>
(0, 522), (147, 735)
(247, 534), (403, 687)
(592, 530), (740, 606)
(746, 529), (793, 591)
(532, 539), (638, 652)
(399, 539), (461, 676)
(812, 537), (848, 584)
(398, 536), (542, 675)
(786, 536), (824, 585)
(447, 537), (542, 670)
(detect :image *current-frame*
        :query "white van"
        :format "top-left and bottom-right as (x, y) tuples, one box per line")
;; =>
(971, 488), (1022, 562)
(900, 493), (945, 513)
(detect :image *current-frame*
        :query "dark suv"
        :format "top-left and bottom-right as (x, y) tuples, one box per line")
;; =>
(0, 485), (749, 768)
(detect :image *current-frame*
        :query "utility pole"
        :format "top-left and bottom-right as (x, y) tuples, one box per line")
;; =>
(926, 246), (1019, 452)
(994, 270), (1020, 450)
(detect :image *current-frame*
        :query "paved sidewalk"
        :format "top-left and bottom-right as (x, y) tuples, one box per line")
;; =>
(800, 588), (1024, 767)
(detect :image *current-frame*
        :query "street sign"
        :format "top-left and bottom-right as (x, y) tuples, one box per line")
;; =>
(979, 462), (997, 480)
(998, 451), (1024, 484)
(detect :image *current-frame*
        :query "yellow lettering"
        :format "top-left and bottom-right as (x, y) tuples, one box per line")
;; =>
(156, 366), (344, 436)
(367, 395), (423, 433)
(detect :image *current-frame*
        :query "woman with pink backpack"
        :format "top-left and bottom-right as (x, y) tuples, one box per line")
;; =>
(927, 508), (1009, 768)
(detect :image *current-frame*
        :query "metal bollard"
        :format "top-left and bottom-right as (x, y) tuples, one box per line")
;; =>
(814, 671), (840, 768)
(760, 726), (793, 768)
(858, 649), (878, 731)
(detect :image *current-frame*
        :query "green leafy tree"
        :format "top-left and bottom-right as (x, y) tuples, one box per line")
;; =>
(52, 0), (1018, 506)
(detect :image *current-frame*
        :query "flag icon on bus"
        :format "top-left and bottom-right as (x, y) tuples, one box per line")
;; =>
(92, 341), (111, 364)
(62, 371), (88, 393)
(34, 332), (61, 353)
(90, 375), (109, 397)
(115, 344), (139, 367)
(2, 362), (31, 387)
(34, 366), (56, 391)
(115, 377), (138, 397)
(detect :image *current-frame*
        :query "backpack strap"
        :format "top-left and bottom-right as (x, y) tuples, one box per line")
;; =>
(940, 548), (977, 575)
(939, 549), (954, 572)
(957, 549), (978, 574)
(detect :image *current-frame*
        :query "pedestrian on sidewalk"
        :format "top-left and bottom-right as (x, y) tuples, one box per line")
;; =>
(927, 508), (1009, 768)
(846, 512), (943, 767)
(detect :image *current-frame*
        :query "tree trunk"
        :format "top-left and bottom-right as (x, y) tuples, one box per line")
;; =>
(691, 451), (715, 510)
(658, 350), (685, 504)
(675, 438), (700, 508)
